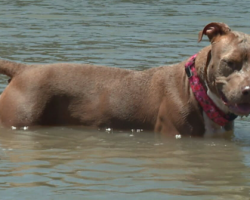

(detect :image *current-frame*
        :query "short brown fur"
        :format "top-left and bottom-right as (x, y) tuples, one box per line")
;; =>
(0, 22), (250, 136)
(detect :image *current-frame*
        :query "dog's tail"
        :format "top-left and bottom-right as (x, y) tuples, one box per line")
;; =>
(0, 59), (29, 78)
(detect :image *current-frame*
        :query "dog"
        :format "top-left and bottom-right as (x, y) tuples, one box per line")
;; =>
(0, 22), (249, 136)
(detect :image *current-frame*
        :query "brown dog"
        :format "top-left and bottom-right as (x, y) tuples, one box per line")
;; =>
(0, 22), (249, 136)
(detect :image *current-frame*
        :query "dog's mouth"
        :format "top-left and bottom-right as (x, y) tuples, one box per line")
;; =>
(220, 92), (250, 116)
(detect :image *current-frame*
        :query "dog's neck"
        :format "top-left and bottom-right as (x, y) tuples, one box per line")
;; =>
(204, 86), (231, 137)
(196, 46), (230, 115)
(206, 84), (229, 114)
(185, 54), (237, 127)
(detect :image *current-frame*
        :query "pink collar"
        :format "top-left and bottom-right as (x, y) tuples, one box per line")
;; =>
(185, 54), (237, 126)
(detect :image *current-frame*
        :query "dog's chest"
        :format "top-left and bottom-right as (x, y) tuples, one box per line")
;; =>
(203, 112), (226, 137)
(202, 87), (230, 137)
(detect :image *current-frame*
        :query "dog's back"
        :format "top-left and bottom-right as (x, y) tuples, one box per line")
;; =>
(0, 60), (166, 129)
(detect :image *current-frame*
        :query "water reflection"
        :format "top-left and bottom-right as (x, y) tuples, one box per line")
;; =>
(0, 125), (249, 199)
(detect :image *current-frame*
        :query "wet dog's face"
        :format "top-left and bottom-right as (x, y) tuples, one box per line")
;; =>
(205, 29), (250, 116)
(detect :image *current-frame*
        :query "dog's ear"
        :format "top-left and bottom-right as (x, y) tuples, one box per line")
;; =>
(198, 22), (231, 43)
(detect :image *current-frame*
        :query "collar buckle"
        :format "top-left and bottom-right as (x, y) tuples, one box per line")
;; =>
(185, 66), (193, 78)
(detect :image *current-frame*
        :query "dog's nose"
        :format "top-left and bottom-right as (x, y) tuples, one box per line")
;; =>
(242, 86), (250, 96)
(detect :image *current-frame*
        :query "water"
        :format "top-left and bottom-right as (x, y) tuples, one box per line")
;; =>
(0, 0), (250, 199)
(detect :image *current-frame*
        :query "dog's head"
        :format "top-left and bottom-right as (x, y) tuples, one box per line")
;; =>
(199, 22), (250, 116)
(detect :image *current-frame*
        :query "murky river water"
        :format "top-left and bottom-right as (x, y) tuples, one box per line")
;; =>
(0, 0), (250, 199)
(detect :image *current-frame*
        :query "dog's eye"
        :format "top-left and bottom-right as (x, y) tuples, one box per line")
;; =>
(227, 61), (235, 68)
(222, 59), (237, 69)
(222, 59), (234, 67)
(220, 59), (240, 76)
